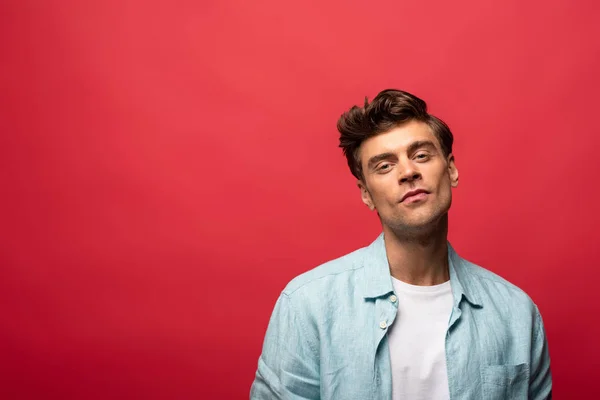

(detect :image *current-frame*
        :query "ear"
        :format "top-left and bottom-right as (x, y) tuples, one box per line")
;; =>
(447, 154), (459, 188)
(357, 180), (376, 211)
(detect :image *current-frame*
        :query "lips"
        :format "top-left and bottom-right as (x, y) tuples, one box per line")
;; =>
(401, 189), (429, 203)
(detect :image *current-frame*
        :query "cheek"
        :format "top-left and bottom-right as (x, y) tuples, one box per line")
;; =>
(369, 193), (398, 213)
(367, 178), (397, 203)
(435, 179), (453, 202)
(370, 190), (391, 207)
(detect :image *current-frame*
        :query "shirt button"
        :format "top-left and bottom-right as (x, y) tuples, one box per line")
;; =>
(379, 320), (387, 329)
(390, 295), (397, 303)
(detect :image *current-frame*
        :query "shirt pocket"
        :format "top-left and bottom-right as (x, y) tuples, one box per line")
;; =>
(481, 363), (529, 400)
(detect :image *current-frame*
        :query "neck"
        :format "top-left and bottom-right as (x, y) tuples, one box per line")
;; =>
(383, 214), (450, 286)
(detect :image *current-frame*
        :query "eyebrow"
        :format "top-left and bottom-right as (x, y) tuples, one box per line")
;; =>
(367, 152), (396, 170)
(366, 140), (438, 170)
(406, 140), (437, 154)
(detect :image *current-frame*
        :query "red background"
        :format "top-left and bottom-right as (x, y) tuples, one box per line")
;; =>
(1, 0), (599, 398)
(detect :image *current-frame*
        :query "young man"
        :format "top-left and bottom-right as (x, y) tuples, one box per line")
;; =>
(250, 89), (552, 399)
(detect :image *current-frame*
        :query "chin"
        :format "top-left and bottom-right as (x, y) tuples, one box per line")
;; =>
(384, 210), (447, 233)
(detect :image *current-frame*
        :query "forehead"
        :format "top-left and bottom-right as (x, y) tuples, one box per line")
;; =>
(359, 120), (441, 161)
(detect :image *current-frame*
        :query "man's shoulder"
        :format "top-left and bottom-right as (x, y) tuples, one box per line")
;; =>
(458, 255), (538, 311)
(281, 245), (366, 296)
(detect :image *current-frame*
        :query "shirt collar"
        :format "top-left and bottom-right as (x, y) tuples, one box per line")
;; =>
(361, 233), (394, 299)
(447, 242), (483, 307)
(361, 233), (483, 307)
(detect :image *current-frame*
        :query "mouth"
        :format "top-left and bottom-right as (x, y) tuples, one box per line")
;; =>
(401, 189), (430, 204)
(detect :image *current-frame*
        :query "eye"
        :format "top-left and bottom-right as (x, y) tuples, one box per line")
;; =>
(377, 163), (392, 173)
(415, 152), (430, 161)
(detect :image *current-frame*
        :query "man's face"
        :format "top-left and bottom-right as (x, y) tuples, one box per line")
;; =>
(357, 120), (459, 234)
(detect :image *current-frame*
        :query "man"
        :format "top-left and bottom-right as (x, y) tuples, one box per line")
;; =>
(250, 89), (552, 399)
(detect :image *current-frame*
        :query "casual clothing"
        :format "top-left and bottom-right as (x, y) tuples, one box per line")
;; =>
(250, 233), (552, 399)
(388, 277), (453, 400)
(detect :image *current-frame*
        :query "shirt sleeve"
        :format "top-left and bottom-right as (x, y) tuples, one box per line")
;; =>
(529, 306), (552, 399)
(250, 292), (320, 400)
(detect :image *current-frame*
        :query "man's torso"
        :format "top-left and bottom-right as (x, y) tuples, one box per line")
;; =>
(277, 235), (541, 399)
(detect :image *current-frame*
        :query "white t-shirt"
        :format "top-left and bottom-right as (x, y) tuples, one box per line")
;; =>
(387, 276), (453, 400)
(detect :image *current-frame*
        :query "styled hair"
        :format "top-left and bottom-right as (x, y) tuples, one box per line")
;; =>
(337, 89), (454, 180)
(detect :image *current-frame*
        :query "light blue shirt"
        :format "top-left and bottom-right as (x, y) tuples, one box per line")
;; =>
(250, 234), (552, 399)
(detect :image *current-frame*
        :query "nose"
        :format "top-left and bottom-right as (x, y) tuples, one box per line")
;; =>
(398, 162), (421, 184)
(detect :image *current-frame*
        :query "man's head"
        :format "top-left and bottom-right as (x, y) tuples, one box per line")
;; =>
(337, 89), (459, 236)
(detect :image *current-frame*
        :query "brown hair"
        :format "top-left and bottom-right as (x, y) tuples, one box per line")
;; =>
(337, 89), (454, 180)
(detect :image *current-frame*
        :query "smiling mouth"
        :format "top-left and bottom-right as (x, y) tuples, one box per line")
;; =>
(401, 192), (429, 204)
